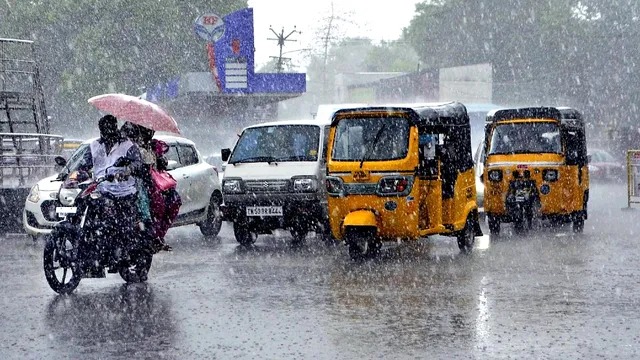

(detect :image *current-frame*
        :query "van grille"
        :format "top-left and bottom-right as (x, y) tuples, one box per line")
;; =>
(244, 180), (289, 193)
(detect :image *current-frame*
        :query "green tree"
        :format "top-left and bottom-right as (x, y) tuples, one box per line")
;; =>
(0, 0), (247, 130)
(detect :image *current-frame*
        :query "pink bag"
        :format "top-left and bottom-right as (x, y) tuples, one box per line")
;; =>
(151, 168), (177, 192)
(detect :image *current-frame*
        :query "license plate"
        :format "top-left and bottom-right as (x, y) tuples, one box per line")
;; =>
(515, 196), (526, 202)
(56, 207), (77, 216)
(246, 206), (283, 217)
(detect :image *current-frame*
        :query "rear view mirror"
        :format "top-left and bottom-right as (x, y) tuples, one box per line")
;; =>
(54, 156), (67, 167)
(166, 160), (179, 170)
(221, 148), (231, 162)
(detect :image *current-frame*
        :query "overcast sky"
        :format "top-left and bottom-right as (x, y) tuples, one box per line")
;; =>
(246, 0), (421, 69)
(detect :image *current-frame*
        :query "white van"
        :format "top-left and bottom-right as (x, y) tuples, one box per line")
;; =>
(220, 119), (332, 246)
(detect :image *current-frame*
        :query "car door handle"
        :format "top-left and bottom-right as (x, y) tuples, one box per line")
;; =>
(182, 174), (190, 179)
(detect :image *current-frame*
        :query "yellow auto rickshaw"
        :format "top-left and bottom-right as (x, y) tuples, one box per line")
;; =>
(325, 102), (483, 260)
(482, 107), (589, 234)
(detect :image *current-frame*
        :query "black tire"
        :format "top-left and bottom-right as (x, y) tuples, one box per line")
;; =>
(199, 195), (223, 238)
(345, 228), (379, 261)
(43, 231), (81, 294)
(233, 221), (257, 246)
(290, 227), (307, 246)
(488, 215), (500, 235)
(572, 215), (585, 234)
(457, 215), (475, 253)
(119, 249), (152, 283)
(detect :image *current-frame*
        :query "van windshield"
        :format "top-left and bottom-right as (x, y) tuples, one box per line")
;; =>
(331, 117), (410, 161)
(489, 122), (561, 155)
(229, 125), (321, 164)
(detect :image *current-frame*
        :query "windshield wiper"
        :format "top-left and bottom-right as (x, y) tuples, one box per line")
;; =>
(360, 124), (386, 168)
(230, 156), (278, 165)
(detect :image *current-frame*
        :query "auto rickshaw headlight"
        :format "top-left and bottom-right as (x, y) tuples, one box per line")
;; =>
(377, 176), (413, 196)
(222, 178), (244, 194)
(325, 177), (344, 196)
(292, 176), (318, 192)
(543, 169), (559, 182)
(488, 170), (503, 182)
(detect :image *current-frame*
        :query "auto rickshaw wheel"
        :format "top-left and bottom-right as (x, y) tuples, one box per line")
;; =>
(457, 215), (475, 253)
(345, 227), (379, 261)
(572, 214), (585, 233)
(488, 215), (500, 235)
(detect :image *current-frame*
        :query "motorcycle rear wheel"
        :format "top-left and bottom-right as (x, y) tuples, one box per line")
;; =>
(43, 231), (82, 294)
(119, 249), (152, 283)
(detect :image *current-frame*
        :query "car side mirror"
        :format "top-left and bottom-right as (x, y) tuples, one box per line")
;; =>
(54, 156), (67, 167)
(587, 154), (592, 163)
(221, 148), (231, 162)
(166, 160), (179, 171)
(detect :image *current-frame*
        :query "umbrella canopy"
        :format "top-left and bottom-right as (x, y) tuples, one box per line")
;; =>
(88, 93), (181, 134)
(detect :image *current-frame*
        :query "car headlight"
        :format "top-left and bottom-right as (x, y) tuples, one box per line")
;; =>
(488, 169), (503, 182)
(27, 184), (40, 203)
(222, 178), (244, 194)
(377, 176), (413, 196)
(326, 177), (344, 196)
(292, 176), (318, 193)
(543, 169), (559, 182)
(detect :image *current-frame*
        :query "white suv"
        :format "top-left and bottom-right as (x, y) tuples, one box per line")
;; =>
(23, 134), (223, 239)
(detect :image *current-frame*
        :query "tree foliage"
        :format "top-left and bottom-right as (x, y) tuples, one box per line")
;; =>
(403, 0), (640, 132)
(0, 0), (247, 129)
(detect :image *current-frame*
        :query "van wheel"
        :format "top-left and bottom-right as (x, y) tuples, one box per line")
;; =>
(199, 195), (223, 238)
(345, 228), (379, 261)
(290, 227), (307, 246)
(233, 221), (257, 246)
(488, 215), (500, 235)
(457, 215), (475, 253)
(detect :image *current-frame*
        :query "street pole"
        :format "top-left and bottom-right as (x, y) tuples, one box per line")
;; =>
(268, 26), (300, 73)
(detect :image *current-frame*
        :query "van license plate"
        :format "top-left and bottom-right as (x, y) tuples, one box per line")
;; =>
(56, 207), (77, 216)
(246, 206), (283, 217)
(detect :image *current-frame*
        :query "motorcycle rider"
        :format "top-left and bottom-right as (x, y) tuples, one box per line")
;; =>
(80, 115), (144, 267)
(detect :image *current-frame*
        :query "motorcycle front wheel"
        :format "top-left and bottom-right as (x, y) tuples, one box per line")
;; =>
(43, 229), (82, 294)
(119, 249), (152, 283)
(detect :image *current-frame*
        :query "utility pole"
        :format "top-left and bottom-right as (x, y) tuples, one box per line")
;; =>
(268, 26), (300, 73)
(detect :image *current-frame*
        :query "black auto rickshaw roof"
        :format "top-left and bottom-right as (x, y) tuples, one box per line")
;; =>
(486, 106), (584, 129)
(330, 101), (470, 127)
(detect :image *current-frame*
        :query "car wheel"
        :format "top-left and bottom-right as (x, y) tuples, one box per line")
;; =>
(199, 194), (223, 238)
(233, 221), (257, 246)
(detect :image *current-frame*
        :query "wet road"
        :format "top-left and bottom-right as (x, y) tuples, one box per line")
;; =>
(2, 182), (640, 359)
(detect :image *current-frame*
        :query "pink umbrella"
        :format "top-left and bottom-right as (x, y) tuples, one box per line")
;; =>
(88, 93), (181, 134)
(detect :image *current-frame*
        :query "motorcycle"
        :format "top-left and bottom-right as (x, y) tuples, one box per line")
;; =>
(43, 158), (153, 294)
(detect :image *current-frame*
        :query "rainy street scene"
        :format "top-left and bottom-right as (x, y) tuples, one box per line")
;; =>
(2, 0), (640, 359)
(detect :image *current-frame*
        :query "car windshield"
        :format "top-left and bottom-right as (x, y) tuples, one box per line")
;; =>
(229, 125), (320, 164)
(331, 116), (410, 161)
(488, 122), (561, 155)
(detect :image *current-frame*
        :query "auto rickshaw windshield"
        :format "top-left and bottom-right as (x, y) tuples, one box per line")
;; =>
(331, 116), (410, 161)
(488, 122), (561, 155)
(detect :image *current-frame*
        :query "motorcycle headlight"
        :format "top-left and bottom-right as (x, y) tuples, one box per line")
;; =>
(222, 178), (244, 194)
(27, 184), (40, 203)
(292, 176), (318, 193)
(488, 169), (503, 182)
(377, 176), (413, 196)
(543, 169), (559, 182)
(326, 176), (344, 196)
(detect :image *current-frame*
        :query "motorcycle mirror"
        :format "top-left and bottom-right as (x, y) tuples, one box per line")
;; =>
(54, 156), (67, 167)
